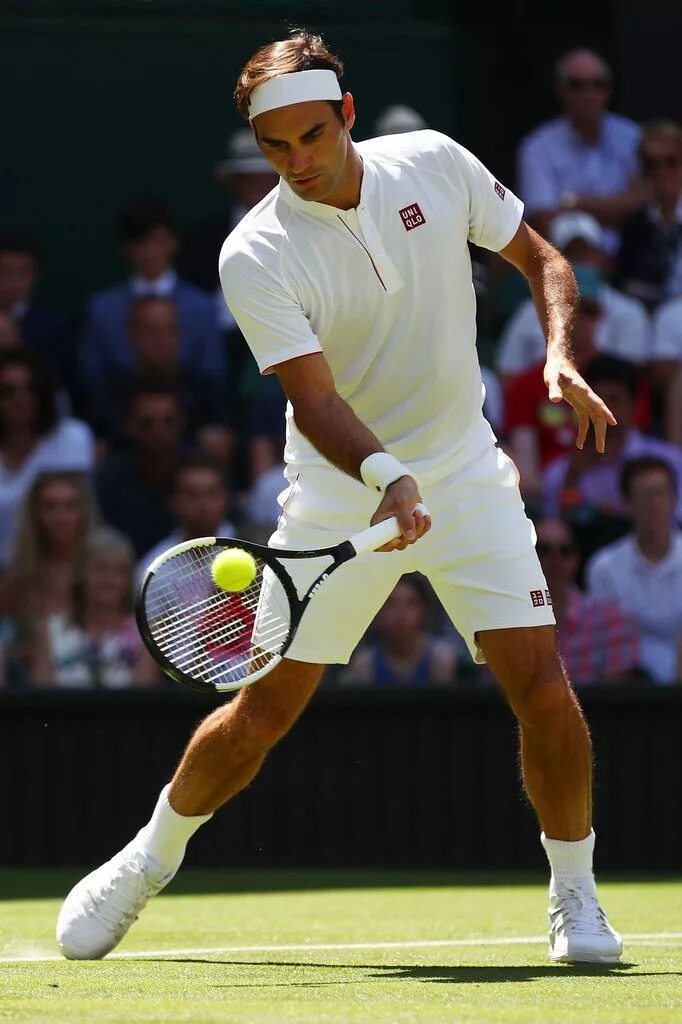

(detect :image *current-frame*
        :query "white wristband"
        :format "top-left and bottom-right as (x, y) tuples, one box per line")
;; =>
(360, 453), (416, 493)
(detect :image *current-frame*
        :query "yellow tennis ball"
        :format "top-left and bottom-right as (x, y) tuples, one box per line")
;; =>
(211, 548), (257, 592)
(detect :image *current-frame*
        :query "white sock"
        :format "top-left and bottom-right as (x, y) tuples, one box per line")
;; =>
(541, 829), (597, 896)
(137, 785), (213, 877)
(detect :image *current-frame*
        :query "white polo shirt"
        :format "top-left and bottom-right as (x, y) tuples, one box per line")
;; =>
(585, 532), (682, 684)
(219, 130), (523, 485)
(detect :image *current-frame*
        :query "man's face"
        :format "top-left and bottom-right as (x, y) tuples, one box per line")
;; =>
(640, 137), (682, 204)
(124, 227), (178, 280)
(127, 394), (184, 452)
(229, 171), (279, 210)
(172, 468), (227, 535)
(0, 361), (38, 428)
(557, 53), (611, 126)
(535, 520), (579, 592)
(563, 238), (602, 270)
(129, 300), (180, 370)
(0, 252), (37, 310)
(253, 97), (355, 205)
(627, 468), (677, 538)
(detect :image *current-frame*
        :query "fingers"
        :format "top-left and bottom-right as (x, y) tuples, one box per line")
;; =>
(576, 413), (589, 450)
(373, 501), (431, 552)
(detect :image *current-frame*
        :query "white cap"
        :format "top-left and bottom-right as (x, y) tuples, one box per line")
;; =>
(214, 129), (273, 179)
(550, 212), (603, 251)
(374, 104), (427, 136)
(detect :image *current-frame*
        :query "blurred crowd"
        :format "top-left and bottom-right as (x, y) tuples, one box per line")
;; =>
(1, 48), (681, 690)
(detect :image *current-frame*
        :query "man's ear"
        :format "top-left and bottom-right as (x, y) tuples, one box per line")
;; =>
(342, 92), (356, 132)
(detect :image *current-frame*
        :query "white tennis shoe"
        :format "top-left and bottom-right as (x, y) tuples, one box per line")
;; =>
(56, 837), (176, 960)
(547, 884), (623, 964)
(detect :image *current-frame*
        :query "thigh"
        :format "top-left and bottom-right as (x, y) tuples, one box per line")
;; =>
(418, 446), (556, 664)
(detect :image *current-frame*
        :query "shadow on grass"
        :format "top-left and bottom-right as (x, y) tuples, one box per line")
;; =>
(2, 868), (681, 901)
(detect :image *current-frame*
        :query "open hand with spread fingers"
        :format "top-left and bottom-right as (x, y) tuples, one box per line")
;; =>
(544, 357), (617, 452)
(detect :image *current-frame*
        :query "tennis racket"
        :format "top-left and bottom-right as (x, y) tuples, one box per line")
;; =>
(135, 515), (406, 694)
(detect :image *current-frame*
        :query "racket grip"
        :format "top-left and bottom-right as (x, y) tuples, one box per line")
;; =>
(349, 517), (401, 556)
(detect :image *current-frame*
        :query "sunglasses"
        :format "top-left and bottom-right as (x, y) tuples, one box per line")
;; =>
(563, 77), (610, 92)
(536, 542), (576, 557)
(641, 153), (681, 172)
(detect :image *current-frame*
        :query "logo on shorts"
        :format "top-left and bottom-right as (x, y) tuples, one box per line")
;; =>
(399, 203), (426, 230)
(530, 589), (545, 607)
(494, 181), (506, 200)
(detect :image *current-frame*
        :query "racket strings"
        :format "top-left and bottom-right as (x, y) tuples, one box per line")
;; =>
(143, 546), (291, 687)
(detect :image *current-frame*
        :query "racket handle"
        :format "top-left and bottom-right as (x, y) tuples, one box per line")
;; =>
(349, 516), (401, 556)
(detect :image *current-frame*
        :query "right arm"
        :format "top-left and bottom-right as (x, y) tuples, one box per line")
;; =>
(274, 352), (430, 550)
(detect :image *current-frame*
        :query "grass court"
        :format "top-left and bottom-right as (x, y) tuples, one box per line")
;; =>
(1, 869), (680, 1023)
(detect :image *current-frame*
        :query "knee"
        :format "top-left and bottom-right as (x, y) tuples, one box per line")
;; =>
(508, 656), (573, 726)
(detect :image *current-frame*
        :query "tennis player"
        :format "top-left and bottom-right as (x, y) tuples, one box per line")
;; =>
(57, 30), (622, 965)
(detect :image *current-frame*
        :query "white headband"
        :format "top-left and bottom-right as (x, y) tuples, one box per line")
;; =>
(248, 69), (342, 120)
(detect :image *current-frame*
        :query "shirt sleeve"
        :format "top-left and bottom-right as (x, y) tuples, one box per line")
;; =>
(219, 242), (322, 375)
(433, 133), (524, 252)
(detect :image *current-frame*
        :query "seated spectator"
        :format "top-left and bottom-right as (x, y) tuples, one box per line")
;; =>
(87, 296), (230, 451)
(137, 454), (234, 582)
(0, 349), (95, 568)
(542, 356), (682, 526)
(340, 575), (458, 686)
(0, 311), (21, 349)
(535, 517), (639, 684)
(95, 379), (188, 557)
(80, 197), (225, 396)
(1, 471), (100, 676)
(585, 457), (682, 684)
(517, 49), (642, 253)
(615, 121), (682, 310)
(28, 528), (159, 688)
(0, 231), (77, 402)
(651, 296), (682, 445)
(497, 213), (650, 383)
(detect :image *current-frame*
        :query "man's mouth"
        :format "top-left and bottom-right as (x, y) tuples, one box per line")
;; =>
(292, 173), (322, 189)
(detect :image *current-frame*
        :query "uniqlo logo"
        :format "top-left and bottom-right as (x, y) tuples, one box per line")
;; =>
(399, 203), (426, 230)
(494, 181), (506, 200)
(530, 589), (545, 607)
(545, 589), (553, 606)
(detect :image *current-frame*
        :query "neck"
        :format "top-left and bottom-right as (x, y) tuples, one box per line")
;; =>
(571, 117), (601, 146)
(658, 194), (679, 224)
(84, 606), (123, 632)
(636, 531), (672, 563)
(1, 426), (37, 455)
(325, 146), (364, 210)
(385, 633), (424, 661)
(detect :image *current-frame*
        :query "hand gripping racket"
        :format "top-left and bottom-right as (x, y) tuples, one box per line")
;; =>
(135, 516), (406, 694)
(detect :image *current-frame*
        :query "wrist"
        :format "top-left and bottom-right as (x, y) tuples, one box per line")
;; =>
(360, 452), (417, 493)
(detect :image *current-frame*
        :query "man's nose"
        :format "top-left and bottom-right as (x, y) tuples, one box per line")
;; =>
(288, 148), (313, 177)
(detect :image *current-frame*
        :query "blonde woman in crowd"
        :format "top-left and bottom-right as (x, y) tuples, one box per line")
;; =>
(29, 528), (160, 688)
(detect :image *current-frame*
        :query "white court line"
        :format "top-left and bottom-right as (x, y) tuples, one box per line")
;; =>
(2, 932), (682, 963)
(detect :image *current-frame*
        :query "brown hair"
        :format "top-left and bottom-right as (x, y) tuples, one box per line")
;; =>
(234, 28), (344, 121)
(638, 120), (682, 159)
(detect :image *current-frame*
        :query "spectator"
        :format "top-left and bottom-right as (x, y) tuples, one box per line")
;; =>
(179, 129), (278, 294)
(585, 457), (682, 684)
(535, 517), (639, 684)
(137, 454), (235, 582)
(95, 379), (187, 557)
(1, 471), (100, 675)
(615, 120), (682, 310)
(28, 528), (159, 688)
(0, 311), (21, 350)
(373, 104), (427, 136)
(0, 349), (95, 568)
(651, 296), (682, 444)
(543, 355), (682, 525)
(340, 575), (458, 686)
(517, 49), (642, 252)
(243, 459), (287, 542)
(0, 231), (77, 401)
(87, 296), (230, 451)
(497, 212), (650, 383)
(80, 197), (225, 395)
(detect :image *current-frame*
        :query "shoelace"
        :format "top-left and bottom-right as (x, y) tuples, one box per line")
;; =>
(550, 885), (612, 936)
(87, 850), (168, 935)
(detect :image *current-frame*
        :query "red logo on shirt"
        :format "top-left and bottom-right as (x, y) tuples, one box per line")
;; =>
(530, 589), (545, 607)
(399, 203), (426, 230)
(494, 181), (506, 200)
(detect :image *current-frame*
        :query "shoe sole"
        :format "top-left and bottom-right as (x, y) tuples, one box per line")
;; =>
(549, 950), (622, 965)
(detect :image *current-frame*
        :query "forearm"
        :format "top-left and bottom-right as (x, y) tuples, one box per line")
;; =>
(292, 390), (385, 480)
(526, 246), (578, 363)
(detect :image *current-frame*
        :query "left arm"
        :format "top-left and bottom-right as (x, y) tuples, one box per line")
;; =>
(499, 221), (616, 452)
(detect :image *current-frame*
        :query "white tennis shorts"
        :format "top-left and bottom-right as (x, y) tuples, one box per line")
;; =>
(269, 444), (555, 665)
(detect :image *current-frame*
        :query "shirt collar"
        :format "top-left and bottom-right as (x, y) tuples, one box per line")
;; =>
(130, 269), (178, 298)
(647, 197), (682, 227)
(632, 531), (682, 571)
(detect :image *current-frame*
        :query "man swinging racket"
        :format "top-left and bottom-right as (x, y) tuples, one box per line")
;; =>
(57, 29), (621, 965)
